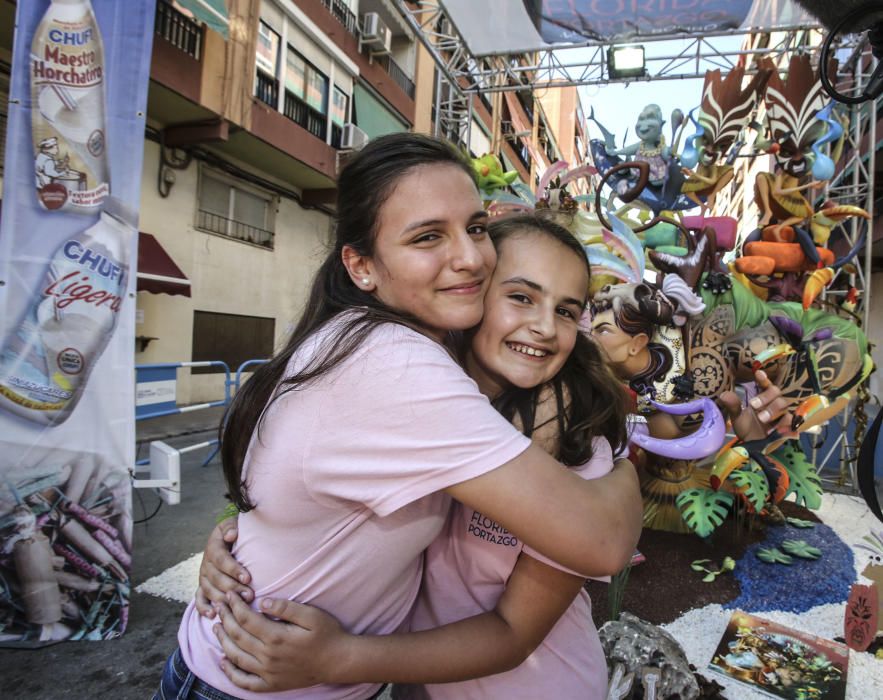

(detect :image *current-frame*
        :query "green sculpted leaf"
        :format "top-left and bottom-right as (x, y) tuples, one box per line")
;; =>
(702, 573), (716, 583)
(757, 547), (794, 564)
(772, 441), (823, 509)
(691, 559), (712, 571)
(786, 517), (816, 528)
(676, 488), (735, 538)
(728, 467), (770, 512)
(781, 539), (822, 559)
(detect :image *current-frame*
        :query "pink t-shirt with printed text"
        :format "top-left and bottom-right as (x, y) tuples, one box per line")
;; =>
(396, 437), (614, 700)
(177, 316), (532, 700)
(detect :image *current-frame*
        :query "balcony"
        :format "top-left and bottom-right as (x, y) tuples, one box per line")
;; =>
(283, 91), (327, 142)
(197, 209), (274, 248)
(155, 0), (202, 60)
(255, 70), (279, 108)
(320, 0), (358, 36)
(379, 55), (415, 99)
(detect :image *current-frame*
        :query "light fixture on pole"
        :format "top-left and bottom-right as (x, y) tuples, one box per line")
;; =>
(607, 45), (645, 80)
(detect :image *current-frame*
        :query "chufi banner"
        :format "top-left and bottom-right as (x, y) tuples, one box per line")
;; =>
(0, 0), (156, 646)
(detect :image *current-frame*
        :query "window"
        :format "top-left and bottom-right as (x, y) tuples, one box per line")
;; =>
(331, 86), (349, 126)
(281, 47), (330, 140)
(256, 21), (280, 76)
(284, 48), (307, 100)
(284, 47), (328, 114)
(197, 169), (275, 248)
(192, 311), (275, 374)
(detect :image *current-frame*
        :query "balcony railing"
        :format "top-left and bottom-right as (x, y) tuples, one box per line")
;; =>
(283, 91), (327, 141)
(155, 0), (202, 60)
(197, 210), (274, 248)
(255, 70), (278, 108)
(320, 0), (358, 36)
(380, 55), (416, 99)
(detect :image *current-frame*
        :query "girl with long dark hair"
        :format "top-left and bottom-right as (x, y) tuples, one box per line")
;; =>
(156, 135), (641, 700)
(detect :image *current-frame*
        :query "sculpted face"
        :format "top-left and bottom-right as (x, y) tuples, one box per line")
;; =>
(589, 308), (639, 378)
(635, 105), (663, 143)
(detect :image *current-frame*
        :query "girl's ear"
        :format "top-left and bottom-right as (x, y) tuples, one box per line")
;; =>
(342, 245), (375, 292)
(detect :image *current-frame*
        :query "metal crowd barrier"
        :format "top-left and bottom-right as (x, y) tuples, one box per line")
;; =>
(134, 360), (233, 467)
(132, 358), (269, 504)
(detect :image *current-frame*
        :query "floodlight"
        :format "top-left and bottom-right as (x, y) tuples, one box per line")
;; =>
(607, 45), (645, 80)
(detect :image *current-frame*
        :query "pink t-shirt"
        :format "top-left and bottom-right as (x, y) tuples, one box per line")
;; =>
(396, 437), (614, 700)
(178, 316), (532, 700)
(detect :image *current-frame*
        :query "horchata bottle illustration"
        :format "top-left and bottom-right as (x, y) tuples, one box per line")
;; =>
(31, 0), (109, 212)
(0, 199), (134, 425)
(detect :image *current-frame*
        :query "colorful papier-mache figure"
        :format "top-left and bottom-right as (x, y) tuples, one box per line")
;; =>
(589, 103), (694, 215)
(588, 216), (872, 535)
(472, 154), (518, 199)
(680, 65), (772, 214)
(734, 54), (870, 308)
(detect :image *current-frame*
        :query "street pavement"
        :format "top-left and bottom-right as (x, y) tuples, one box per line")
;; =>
(0, 411), (230, 699)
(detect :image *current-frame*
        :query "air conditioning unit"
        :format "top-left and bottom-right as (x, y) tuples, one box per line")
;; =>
(361, 12), (392, 55)
(341, 123), (370, 151)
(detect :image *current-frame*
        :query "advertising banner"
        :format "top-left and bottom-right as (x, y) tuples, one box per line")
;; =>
(525, 0), (756, 43)
(0, 0), (155, 645)
(440, 0), (816, 57)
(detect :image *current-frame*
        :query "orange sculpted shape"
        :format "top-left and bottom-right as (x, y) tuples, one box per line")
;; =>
(743, 242), (834, 273)
(761, 225), (795, 243)
(733, 256), (776, 276)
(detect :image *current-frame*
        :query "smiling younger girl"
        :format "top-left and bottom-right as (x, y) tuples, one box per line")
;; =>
(204, 214), (630, 699)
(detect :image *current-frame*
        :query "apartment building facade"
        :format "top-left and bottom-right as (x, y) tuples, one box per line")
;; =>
(0, 0), (587, 404)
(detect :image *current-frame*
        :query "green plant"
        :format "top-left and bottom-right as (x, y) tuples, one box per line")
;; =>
(676, 488), (735, 538)
(728, 467), (770, 513)
(607, 565), (633, 622)
(691, 557), (736, 582)
(773, 442), (823, 509)
(757, 547), (794, 564)
(781, 539), (822, 559)
(786, 517), (816, 528)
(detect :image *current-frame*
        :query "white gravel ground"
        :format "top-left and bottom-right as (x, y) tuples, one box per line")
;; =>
(137, 494), (883, 698)
(136, 552), (201, 603)
(662, 493), (883, 699)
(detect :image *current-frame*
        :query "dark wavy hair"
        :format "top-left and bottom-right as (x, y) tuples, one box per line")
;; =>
(221, 133), (477, 511)
(591, 285), (674, 398)
(485, 214), (629, 463)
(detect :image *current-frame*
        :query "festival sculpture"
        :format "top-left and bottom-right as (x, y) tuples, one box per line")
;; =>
(576, 51), (873, 535)
(589, 104), (694, 215)
(475, 50), (873, 537)
(731, 55), (870, 309)
(679, 65), (772, 214)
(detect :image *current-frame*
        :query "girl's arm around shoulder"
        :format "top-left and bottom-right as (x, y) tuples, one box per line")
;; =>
(444, 443), (642, 577)
(337, 552), (585, 683)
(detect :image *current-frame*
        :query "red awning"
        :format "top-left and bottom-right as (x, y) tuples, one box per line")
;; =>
(137, 232), (191, 297)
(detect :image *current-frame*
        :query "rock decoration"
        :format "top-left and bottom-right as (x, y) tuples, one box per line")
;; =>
(600, 612), (700, 699)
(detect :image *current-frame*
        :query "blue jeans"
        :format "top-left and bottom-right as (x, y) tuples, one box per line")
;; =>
(153, 648), (242, 700)
(154, 647), (388, 700)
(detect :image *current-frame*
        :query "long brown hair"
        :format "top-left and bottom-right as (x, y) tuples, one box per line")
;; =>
(221, 134), (477, 510)
(486, 214), (629, 462)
